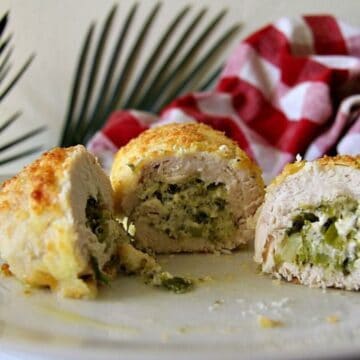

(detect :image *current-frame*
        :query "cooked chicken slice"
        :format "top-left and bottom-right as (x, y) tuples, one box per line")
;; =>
(0, 145), (120, 298)
(111, 123), (264, 253)
(0, 145), (193, 298)
(255, 155), (360, 291)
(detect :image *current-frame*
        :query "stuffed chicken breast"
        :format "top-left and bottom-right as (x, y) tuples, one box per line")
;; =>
(255, 155), (360, 290)
(0, 145), (122, 298)
(110, 123), (264, 253)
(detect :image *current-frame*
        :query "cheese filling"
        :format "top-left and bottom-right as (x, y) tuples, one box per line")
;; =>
(131, 178), (236, 243)
(275, 196), (360, 274)
(85, 196), (123, 281)
(86, 197), (118, 246)
(85, 197), (194, 292)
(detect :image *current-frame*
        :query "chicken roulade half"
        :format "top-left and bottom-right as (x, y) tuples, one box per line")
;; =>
(255, 155), (360, 290)
(0, 145), (121, 298)
(110, 123), (264, 253)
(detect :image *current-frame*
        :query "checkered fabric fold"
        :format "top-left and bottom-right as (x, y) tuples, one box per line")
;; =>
(87, 15), (360, 182)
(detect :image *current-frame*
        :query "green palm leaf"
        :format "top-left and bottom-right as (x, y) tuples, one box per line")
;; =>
(0, 47), (12, 76)
(73, 6), (118, 140)
(0, 64), (10, 83)
(0, 12), (8, 37)
(0, 111), (21, 133)
(135, 7), (208, 110)
(104, 3), (162, 116)
(0, 11), (45, 166)
(0, 113), (45, 166)
(60, 23), (95, 147)
(61, 3), (241, 147)
(0, 125), (45, 153)
(0, 54), (34, 102)
(123, 6), (191, 109)
(0, 146), (43, 166)
(85, 4), (138, 144)
(0, 34), (12, 57)
(151, 23), (241, 111)
(199, 66), (223, 91)
(141, 9), (229, 111)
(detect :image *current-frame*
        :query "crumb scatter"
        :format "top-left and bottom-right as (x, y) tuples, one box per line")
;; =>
(1, 263), (12, 277)
(257, 315), (284, 328)
(326, 315), (340, 324)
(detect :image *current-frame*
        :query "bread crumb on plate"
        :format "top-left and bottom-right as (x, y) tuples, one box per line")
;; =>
(1, 263), (12, 277)
(257, 315), (284, 328)
(326, 315), (340, 324)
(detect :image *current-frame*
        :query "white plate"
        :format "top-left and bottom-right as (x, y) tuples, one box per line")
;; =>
(1, 250), (360, 360)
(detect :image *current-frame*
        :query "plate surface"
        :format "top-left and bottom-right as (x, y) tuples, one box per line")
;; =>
(1, 250), (360, 360)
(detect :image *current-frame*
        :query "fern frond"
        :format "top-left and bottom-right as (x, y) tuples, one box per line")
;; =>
(0, 11), (44, 166)
(61, 3), (241, 146)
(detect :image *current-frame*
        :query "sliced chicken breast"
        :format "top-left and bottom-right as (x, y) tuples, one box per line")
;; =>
(110, 123), (264, 253)
(0, 145), (120, 298)
(255, 155), (360, 290)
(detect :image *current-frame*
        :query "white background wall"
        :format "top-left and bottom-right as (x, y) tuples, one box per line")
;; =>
(1, 0), (360, 173)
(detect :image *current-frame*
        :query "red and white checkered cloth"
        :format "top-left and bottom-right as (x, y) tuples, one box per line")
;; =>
(87, 15), (360, 182)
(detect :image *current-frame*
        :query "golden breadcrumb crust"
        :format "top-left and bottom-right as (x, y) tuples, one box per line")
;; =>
(271, 155), (360, 188)
(110, 122), (264, 210)
(0, 146), (99, 298)
(1, 147), (73, 214)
